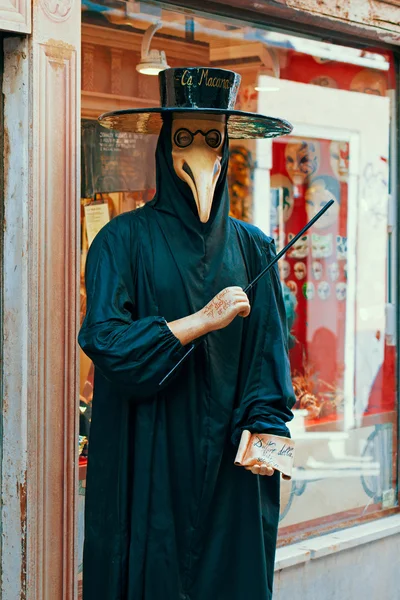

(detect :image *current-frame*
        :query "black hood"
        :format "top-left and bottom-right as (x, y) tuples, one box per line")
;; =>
(147, 115), (235, 314)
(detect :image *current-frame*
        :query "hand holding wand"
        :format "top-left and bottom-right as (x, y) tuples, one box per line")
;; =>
(159, 199), (335, 387)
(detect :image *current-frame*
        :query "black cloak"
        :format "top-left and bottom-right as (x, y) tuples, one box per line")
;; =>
(78, 119), (295, 600)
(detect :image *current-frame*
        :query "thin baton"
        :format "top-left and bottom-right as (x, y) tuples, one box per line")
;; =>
(159, 199), (334, 386)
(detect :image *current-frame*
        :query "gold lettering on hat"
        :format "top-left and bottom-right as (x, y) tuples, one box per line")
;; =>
(199, 68), (208, 87)
(181, 69), (193, 86)
(181, 68), (233, 89)
(199, 68), (232, 89)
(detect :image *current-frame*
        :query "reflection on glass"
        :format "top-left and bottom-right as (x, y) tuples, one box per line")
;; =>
(271, 136), (348, 425)
(228, 146), (254, 222)
(267, 134), (397, 536)
(78, 2), (397, 591)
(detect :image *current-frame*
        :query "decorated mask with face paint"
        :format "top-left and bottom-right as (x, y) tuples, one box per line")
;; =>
(172, 114), (226, 223)
(294, 262), (307, 280)
(288, 234), (309, 259)
(285, 140), (320, 185)
(336, 236), (347, 260)
(330, 141), (349, 182)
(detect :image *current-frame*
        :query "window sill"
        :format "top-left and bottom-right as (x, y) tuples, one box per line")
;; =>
(275, 514), (400, 571)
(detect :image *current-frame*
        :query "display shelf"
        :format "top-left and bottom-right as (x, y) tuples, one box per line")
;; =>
(81, 91), (159, 120)
(82, 23), (209, 64)
(302, 410), (397, 433)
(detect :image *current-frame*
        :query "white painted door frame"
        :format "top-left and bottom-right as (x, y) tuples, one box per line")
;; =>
(2, 0), (81, 595)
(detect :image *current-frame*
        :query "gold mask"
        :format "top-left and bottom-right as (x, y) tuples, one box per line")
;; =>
(171, 114), (225, 223)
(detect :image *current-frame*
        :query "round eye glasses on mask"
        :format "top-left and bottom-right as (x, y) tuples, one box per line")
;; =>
(174, 128), (222, 149)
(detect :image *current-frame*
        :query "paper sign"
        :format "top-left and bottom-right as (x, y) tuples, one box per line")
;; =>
(84, 203), (110, 246)
(234, 430), (295, 480)
(81, 120), (157, 198)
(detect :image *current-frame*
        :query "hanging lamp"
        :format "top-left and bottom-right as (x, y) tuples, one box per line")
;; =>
(136, 21), (169, 76)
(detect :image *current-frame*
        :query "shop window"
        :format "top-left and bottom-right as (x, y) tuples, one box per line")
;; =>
(79, 1), (398, 589)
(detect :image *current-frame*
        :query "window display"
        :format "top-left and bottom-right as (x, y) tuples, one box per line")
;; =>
(254, 70), (395, 538)
(78, 2), (398, 592)
(271, 135), (348, 423)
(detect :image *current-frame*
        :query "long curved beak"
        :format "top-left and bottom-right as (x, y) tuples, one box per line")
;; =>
(172, 147), (222, 223)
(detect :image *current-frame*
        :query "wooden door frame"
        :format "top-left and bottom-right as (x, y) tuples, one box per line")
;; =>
(161, 0), (400, 49)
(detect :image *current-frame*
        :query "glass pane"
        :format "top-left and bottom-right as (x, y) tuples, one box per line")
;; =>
(79, 2), (398, 589)
(267, 135), (397, 534)
(271, 136), (348, 420)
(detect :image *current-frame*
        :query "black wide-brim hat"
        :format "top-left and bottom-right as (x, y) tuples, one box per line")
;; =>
(99, 67), (293, 139)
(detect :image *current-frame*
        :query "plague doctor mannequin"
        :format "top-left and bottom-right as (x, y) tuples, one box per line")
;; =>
(79, 67), (296, 600)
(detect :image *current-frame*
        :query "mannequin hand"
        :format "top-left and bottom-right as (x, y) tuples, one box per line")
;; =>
(167, 287), (250, 346)
(200, 287), (250, 333)
(245, 464), (275, 476)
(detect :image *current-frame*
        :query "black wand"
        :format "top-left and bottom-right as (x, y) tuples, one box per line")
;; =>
(159, 199), (334, 386)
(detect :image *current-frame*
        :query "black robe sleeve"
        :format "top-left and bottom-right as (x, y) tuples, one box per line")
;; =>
(78, 216), (186, 398)
(231, 236), (296, 445)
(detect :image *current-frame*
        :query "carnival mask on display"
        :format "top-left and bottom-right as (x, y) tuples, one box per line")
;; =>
(305, 176), (340, 230)
(312, 261), (323, 280)
(270, 174), (294, 223)
(330, 141), (349, 182)
(172, 114), (225, 223)
(336, 236), (347, 260)
(303, 282), (315, 300)
(310, 75), (338, 89)
(312, 233), (333, 258)
(318, 281), (331, 300)
(288, 234), (309, 258)
(285, 140), (320, 185)
(336, 282), (347, 301)
(279, 260), (291, 280)
(328, 262), (339, 282)
(350, 69), (387, 96)
(294, 262), (307, 280)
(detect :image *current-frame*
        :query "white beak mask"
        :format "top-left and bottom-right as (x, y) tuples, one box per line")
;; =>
(171, 114), (225, 223)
